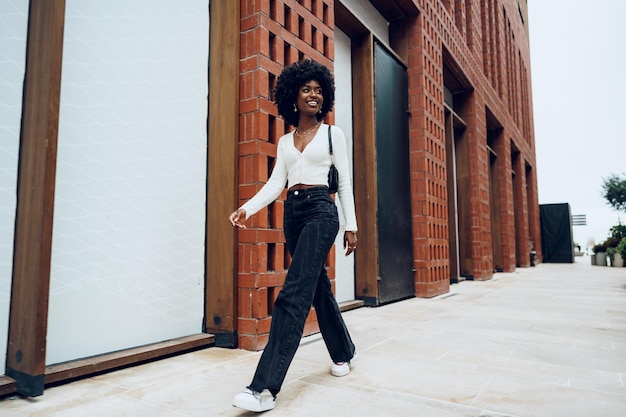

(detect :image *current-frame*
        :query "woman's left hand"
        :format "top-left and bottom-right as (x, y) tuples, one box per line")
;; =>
(343, 231), (357, 256)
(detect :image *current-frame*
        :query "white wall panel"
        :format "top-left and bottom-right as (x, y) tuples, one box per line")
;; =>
(333, 29), (355, 303)
(0, 0), (29, 374)
(48, 0), (209, 364)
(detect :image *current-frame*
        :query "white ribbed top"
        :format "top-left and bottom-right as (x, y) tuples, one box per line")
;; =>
(240, 124), (357, 231)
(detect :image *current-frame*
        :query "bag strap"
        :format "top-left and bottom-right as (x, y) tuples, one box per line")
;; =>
(328, 125), (334, 161)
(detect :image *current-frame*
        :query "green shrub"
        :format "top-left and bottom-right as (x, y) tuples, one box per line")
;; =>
(609, 224), (626, 240)
(607, 246), (617, 261)
(617, 237), (626, 260)
(604, 237), (622, 249)
(593, 243), (607, 254)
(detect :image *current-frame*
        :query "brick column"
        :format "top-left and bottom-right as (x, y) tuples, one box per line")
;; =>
(236, 0), (336, 350)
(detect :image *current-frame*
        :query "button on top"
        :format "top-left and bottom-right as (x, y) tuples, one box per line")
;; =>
(294, 190), (299, 195)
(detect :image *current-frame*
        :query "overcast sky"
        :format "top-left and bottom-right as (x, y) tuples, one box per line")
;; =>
(528, 1), (625, 249)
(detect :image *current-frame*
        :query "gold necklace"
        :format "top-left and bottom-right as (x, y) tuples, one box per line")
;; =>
(295, 121), (321, 137)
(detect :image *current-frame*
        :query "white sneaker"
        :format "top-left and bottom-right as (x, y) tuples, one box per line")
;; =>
(331, 361), (350, 377)
(331, 352), (357, 377)
(232, 388), (276, 412)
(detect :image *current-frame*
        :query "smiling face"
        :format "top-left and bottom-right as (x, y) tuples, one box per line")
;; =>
(295, 80), (323, 117)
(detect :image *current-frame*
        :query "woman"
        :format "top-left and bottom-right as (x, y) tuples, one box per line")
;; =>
(229, 59), (358, 412)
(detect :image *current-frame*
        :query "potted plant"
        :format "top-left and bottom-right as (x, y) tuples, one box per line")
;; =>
(607, 246), (618, 267)
(593, 243), (607, 266)
(616, 237), (626, 268)
(605, 237), (622, 267)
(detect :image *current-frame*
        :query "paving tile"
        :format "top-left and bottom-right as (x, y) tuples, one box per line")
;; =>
(1, 261), (625, 417)
(0, 379), (125, 417)
(472, 374), (626, 417)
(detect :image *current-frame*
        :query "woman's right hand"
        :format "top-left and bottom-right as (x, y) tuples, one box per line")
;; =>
(229, 209), (247, 229)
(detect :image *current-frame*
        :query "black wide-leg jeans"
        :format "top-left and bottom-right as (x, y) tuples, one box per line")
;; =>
(248, 186), (356, 396)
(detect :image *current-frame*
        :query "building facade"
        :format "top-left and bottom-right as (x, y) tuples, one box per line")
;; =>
(0, 0), (539, 397)
(230, 0), (540, 350)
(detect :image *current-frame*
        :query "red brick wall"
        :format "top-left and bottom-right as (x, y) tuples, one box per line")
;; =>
(407, 7), (452, 297)
(409, 0), (538, 285)
(237, 0), (335, 351)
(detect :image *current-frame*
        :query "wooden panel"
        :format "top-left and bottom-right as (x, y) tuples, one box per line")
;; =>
(489, 152), (503, 269)
(455, 126), (473, 277)
(335, 1), (369, 38)
(45, 334), (214, 384)
(390, 19), (409, 64)
(6, 0), (66, 397)
(338, 299), (365, 312)
(489, 135), (503, 271)
(445, 110), (460, 282)
(0, 377), (17, 398)
(512, 152), (524, 266)
(205, 0), (240, 345)
(0, 335), (214, 397)
(369, 0), (419, 21)
(350, 34), (380, 305)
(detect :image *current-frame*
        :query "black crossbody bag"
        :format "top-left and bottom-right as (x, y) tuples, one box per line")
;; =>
(327, 125), (339, 194)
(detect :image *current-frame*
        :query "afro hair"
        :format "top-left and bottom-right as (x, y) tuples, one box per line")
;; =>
(274, 59), (335, 127)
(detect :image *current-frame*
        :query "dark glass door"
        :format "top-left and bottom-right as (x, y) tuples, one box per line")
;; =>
(374, 43), (414, 304)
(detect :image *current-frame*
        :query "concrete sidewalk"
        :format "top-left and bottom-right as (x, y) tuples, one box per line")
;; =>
(1, 258), (625, 417)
